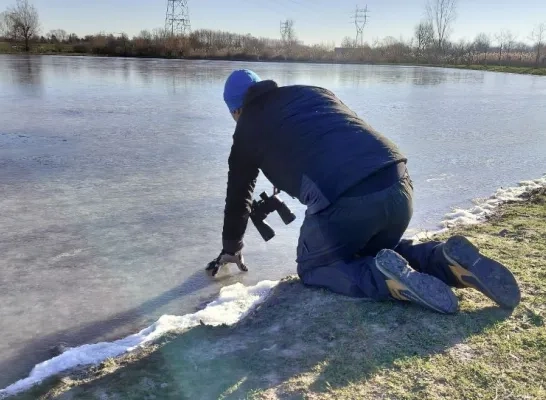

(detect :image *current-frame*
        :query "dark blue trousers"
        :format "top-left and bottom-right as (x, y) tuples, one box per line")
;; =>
(296, 172), (461, 300)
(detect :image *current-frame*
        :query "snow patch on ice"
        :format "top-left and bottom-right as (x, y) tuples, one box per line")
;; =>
(0, 280), (278, 398)
(410, 174), (546, 241)
(440, 174), (546, 228)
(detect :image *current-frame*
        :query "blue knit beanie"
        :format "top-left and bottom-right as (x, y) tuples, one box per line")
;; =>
(223, 69), (262, 113)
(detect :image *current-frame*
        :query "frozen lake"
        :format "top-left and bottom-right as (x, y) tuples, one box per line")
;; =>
(1, 55), (545, 388)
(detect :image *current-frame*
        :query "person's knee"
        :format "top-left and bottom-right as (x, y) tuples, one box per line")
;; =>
(298, 265), (366, 298)
(298, 259), (393, 301)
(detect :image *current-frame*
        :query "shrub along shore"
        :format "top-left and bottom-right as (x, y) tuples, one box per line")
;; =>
(8, 187), (546, 399)
(2, 37), (545, 77)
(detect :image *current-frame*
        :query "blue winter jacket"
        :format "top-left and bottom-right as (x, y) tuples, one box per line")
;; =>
(222, 80), (407, 254)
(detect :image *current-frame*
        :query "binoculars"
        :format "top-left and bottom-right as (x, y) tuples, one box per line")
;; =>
(250, 191), (296, 241)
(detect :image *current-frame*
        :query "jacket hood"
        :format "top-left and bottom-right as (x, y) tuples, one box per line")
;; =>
(243, 80), (279, 107)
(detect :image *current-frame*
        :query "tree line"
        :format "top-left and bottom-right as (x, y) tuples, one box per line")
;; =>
(1, 0), (545, 67)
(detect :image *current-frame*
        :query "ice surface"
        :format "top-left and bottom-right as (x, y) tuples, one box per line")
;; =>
(3, 173), (545, 397)
(1, 56), (546, 397)
(0, 280), (278, 398)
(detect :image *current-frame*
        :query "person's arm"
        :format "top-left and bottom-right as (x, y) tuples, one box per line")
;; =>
(221, 128), (260, 255)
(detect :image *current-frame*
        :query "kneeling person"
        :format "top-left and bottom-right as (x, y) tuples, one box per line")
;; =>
(207, 69), (521, 314)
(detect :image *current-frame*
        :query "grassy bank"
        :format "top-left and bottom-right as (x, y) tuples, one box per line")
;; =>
(2, 41), (546, 77)
(0, 42), (83, 56)
(443, 64), (546, 76)
(9, 188), (546, 400)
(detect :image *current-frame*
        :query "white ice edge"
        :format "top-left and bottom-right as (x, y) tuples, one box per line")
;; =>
(409, 174), (546, 241)
(2, 173), (545, 398)
(0, 280), (279, 398)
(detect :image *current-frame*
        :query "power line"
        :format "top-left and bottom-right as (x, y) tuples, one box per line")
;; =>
(165, 0), (191, 37)
(282, 0), (305, 6)
(280, 19), (296, 43)
(240, 0), (325, 34)
(271, 0), (328, 20)
(351, 5), (369, 47)
(241, 0), (287, 18)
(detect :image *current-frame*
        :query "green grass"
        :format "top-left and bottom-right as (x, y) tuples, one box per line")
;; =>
(0, 41), (14, 53)
(0, 42), (75, 55)
(446, 64), (546, 76)
(31, 43), (74, 54)
(9, 188), (546, 400)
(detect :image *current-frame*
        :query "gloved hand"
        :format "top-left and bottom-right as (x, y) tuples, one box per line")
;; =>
(206, 250), (248, 277)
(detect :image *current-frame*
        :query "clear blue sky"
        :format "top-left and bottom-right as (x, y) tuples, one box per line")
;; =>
(1, 0), (544, 46)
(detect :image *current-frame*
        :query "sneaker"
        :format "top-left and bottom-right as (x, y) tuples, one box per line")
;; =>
(442, 235), (521, 309)
(375, 249), (459, 314)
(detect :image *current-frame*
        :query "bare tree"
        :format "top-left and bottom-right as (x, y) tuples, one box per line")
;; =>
(341, 36), (356, 48)
(46, 28), (67, 43)
(473, 33), (490, 64)
(3, 0), (39, 51)
(65, 33), (78, 43)
(0, 11), (19, 41)
(504, 31), (517, 65)
(530, 23), (545, 66)
(452, 39), (473, 64)
(152, 28), (167, 43)
(414, 20), (435, 60)
(51, 29), (67, 42)
(495, 30), (507, 64)
(426, 0), (458, 53)
(139, 30), (152, 41)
